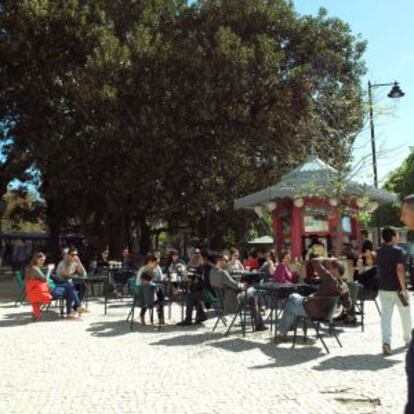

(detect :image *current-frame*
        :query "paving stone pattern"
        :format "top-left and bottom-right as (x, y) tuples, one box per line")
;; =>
(0, 278), (410, 414)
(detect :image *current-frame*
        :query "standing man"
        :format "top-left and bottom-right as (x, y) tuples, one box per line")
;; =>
(376, 227), (412, 355)
(401, 195), (414, 414)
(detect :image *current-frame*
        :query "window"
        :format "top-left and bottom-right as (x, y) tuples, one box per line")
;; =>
(303, 207), (329, 233)
(341, 216), (352, 233)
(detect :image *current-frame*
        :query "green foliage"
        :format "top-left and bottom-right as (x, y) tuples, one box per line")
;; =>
(1, 190), (46, 232)
(375, 147), (414, 227)
(0, 0), (367, 251)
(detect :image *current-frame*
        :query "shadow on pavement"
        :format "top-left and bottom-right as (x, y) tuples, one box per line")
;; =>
(209, 337), (324, 368)
(86, 320), (132, 337)
(0, 310), (61, 327)
(87, 319), (200, 338)
(313, 353), (402, 371)
(150, 332), (223, 347)
(0, 303), (22, 309)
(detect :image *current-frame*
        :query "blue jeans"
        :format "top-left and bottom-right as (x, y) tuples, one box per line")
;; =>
(54, 281), (81, 314)
(279, 293), (307, 335)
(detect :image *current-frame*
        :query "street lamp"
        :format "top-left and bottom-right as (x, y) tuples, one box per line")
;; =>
(368, 80), (405, 244)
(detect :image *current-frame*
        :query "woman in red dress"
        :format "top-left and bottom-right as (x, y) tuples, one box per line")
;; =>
(25, 252), (52, 320)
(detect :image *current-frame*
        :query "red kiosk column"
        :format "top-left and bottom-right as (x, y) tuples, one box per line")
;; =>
(291, 205), (303, 258)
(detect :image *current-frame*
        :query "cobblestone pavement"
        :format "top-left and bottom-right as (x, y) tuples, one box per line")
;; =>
(0, 277), (410, 414)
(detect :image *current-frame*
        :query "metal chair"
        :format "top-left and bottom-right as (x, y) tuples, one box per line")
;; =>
(292, 296), (342, 354)
(224, 289), (256, 337)
(207, 288), (227, 332)
(14, 271), (26, 306)
(127, 283), (165, 331)
(355, 287), (381, 332)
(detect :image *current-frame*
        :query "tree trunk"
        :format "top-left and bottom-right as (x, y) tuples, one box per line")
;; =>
(106, 210), (126, 259)
(45, 201), (62, 262)
(138, 217), (152, 255)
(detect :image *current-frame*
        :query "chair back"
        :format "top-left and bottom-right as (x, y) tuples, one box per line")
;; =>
(204, 288), (218, 304)
(130, 283), (144, 307)
(305, 296), (339, 322)
(127, 277), (136, 295)
(214, 288), (226, 311)
(346, 281), (361, 307)
(357, 287), (378, 301)
(15, 271), (25, 289)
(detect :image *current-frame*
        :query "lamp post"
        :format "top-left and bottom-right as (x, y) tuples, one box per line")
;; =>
(368, 80), (405, 245)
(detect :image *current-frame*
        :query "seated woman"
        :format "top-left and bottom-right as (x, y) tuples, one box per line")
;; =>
(167, 250), (186, 275)
(353, 250), (378, 291)
(25, 252), (78, 320)
(96, 248), (110, 272)
(243, 250), (259, 270)
(227, 247), (244, 273)
(25, 252), (53, 320)
(272, 250), (295, 284)
(258, 250), (276, 279)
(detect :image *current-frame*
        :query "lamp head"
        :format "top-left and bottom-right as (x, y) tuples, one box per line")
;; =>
(388, 82), (405, 99)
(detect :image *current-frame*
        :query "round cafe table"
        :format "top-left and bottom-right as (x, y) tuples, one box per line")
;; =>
(256, 282), (309, 342)
(71, 274), (108, 308)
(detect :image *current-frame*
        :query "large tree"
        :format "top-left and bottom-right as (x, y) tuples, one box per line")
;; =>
(0, 0), (367, 253)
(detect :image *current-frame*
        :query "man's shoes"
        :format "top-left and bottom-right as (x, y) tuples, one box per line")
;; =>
(177, 320), (192, 326)
(194, 315), (208, 324)
(334, 312), (347, 322)
(65, 311), (78, 320)
(255, 324), (268, 332)
(382, 343), (392, 355)
(76, 306), (89, 314)
(158, 316), (168, 325)
(343, 316), (357, 325)
(275, 333), (289, 342)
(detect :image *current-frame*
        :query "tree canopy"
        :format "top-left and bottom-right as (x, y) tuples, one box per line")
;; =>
(0, 0), (367, 254)
(376, 147), (414, 228)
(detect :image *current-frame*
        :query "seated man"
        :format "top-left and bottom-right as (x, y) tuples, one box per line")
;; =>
(135, 254), (165, 325)
(277, 257), (352, 340)
(55, 248), (88, 314)
(113, 247), (137, 297)
(210, 254), (267, 332)
(177, 250), (213, 326)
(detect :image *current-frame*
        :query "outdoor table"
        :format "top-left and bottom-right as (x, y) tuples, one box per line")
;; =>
(231, 270), (267, 285)
(256, 282), (305, 341)
(155, 277), (190, 321)
(102, 267), (137, 314)
(71, 274), (108, 308)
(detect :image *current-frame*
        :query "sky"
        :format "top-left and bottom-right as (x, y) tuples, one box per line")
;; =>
(293, 0), (414, 185)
